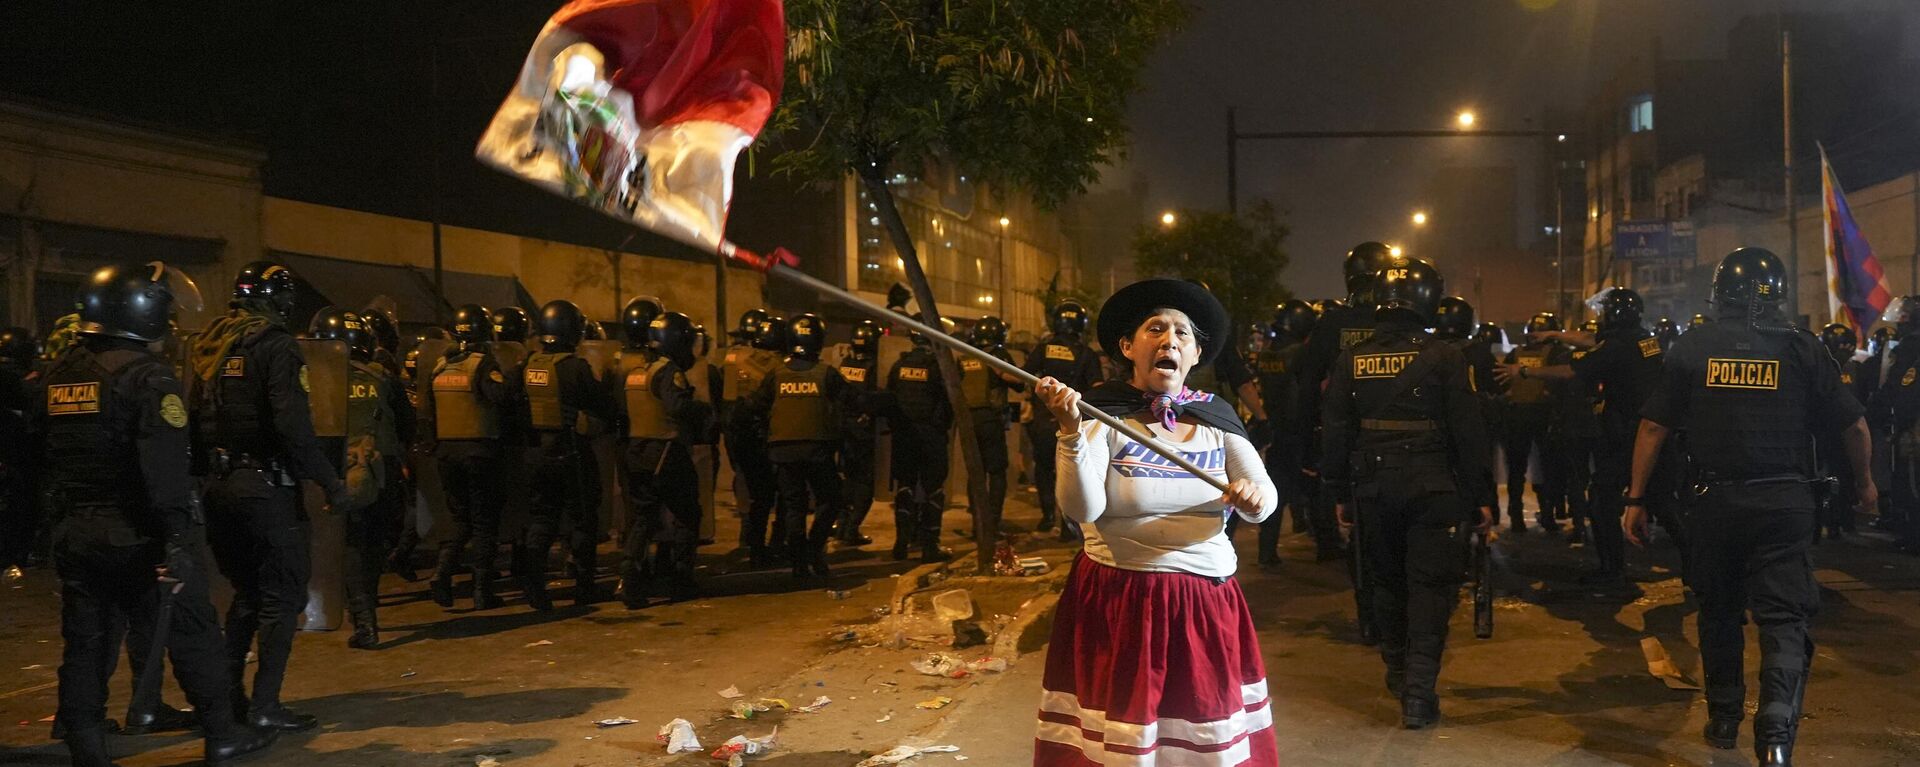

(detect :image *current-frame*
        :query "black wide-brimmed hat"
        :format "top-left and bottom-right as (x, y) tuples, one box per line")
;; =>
(1096, 279), (1232, 368)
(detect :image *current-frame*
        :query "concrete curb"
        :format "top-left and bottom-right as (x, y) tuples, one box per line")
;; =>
(889, 544), (979, 612)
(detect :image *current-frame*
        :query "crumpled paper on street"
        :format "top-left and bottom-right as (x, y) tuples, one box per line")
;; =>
(728, 700), (770, 719)
(854, 744), (962, 766)
(911, 653), (965, 677)
(655, 718), (700, 753)
(796, 696), (832, 713)
(1640, 636), (1701, 691)
(711, 728), (777, 767)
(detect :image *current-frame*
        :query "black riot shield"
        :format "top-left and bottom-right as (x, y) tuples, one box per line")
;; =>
(296, 338), (350, 631)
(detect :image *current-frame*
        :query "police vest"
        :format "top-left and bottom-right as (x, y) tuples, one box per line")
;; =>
(522, 352), (587, 434)
(1687, 328), (1816, 477)
(720, 345), (778, 403)
(624, 357), (679, 441)
(839, 357), (877, 391)
(769, 363), (836, 443)
(1506, 344), (1553, 405)
(960, 354), (1007, 410)
(43, 347), (148, 514)
(1348, 337), (1449, 454)
(432, 354), (499, 440)
(1255, 348), (1297, 419)
(348, 361), (399, 459)
(200, 326), (278, 459)
(1030, 339), (1091, 387)
(892, 353), (946, 420)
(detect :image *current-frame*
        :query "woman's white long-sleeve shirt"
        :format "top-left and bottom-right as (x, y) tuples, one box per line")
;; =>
(1056, 414), (1278, 578)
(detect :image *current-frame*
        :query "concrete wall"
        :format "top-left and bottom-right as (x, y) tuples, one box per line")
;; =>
(263, 197), (764, 332)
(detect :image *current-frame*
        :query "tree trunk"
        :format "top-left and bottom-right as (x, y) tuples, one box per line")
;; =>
(857, 164), (996, 571)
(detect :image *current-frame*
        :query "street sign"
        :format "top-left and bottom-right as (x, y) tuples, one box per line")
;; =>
(1614, 219), (1697, 261)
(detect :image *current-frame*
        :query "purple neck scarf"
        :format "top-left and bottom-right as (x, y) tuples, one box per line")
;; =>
(1148, 386), (1209, 432)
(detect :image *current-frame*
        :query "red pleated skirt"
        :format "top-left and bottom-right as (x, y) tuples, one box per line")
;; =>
(1033, 554), (1278, 766)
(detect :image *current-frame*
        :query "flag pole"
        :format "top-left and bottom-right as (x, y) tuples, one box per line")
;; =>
(726, 246), (1232, 493)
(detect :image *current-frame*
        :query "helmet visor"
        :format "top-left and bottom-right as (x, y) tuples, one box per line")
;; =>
(1583, 287), (1615, 316)
(150, 261), (204, 314)
(1883, 297), (1915, 325)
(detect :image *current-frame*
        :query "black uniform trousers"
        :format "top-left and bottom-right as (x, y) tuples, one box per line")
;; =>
(893, 420), (952, 547)
(342, 481), (402, 630)
(54, 527), (238, 739)
(1502, 404), (1560, 526)
(773, 448), (843, 560)
(727, 419), (782, 554)
(622, 439), (701, 599)
(837, 431), (877, 538)
(1689, 484), (1819, 747)
(1893, 432), (1920, 547)
(523, 436), (602, 592)
(203, 470), (309, 713)
(1558, 429), (1596, 538)
(1355, 466), (1469, 705)
(1024, 419), (1079, 538)
(433, 442), (506, 591)
(969, 408), (1010, 531)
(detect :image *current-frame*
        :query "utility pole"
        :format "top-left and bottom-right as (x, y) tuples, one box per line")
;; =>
(1226, 107), (1238, 216)
(1783, 24), (1799, 320)
(1555, 175), (1566, 319)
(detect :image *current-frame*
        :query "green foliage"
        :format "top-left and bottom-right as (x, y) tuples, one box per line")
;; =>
(772, 0), (1189, 208)
(1132, 202), (1294, 325)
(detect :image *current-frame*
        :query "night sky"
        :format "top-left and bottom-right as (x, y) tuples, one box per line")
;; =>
(1120, 0), (1920, 299)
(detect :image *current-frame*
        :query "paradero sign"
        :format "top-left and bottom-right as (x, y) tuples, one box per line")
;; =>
(1614, 219), (1698, 261)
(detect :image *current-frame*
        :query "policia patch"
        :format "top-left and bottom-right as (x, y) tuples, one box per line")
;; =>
(1353, 352), (1417, 380)
(1705, 358), (1779, 390)
(160, 393), (188, 428)
(1638, 337), (1662, 358)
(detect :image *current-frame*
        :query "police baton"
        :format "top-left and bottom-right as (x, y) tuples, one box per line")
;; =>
(133, 578), (183, 714)
(725, 246), (1231, 493)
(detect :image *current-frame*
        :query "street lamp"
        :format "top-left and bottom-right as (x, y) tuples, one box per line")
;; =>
(1160, 211), (1177, 227)
(1412, 211), (1428, 226)
(1389, 245), (1404, 257)
(998, 217), (1010, 228)
(1456, 110), (1476, 129)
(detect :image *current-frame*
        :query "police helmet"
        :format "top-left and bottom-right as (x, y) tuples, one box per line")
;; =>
(1587, 287), (1645, 333)
(1343, 242), (1396, 299)
(1655, 316), (1682, 344)
(1883, 296), (1920, 334)
(1820, 323), (1858, 361)
(647, 311), (698, 368)
(850, 320), (882, 356)
(622, 296), (665, 349)
(1312, 298), (1347, 316)
(309, 306), (374, 362)
(1710, 247), (1789, 321)
(1244, 323), (1274, 355)
(1524, 312), (1561, 335)
(231, 260), (297, 317)
(789, 312), (826, 359)
(1475, 322), (1507, 348)
(490, 306), (531, 343)
(972, 316), (1009, 348)
(755, 314), (789, 352)
(1871, 324), (1896, 355)
(0, 328), (37, 364)
(1433, 296), (1475, 339)
(361, 306), (400, 354)
(1690, 314), (1710, 328)
(1371, 258), (1444, 324)
(79, 261), (203, 343)
(583, 320), (607, 341)
(537, 300), (587, 350)
(1272, 300), (1317, 342)
(450, 304), (495, 345)
(1580, 319), (1600, 333)
(735, 308), (770, 341)
(1049, 301), (1089, 337)
(693, 324), (711, 358)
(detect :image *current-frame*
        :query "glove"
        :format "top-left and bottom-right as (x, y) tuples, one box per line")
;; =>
(1247, 419), (1274, 450)
(326, 479), (352, 511)
(160, 537), (197, 587)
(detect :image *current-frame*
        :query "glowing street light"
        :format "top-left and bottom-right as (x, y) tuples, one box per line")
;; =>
(998, 216), (1010, 228)
(1389, 245), (1404, 257)
(1412, 211), (1429, 226)
(1160, 211), (1177, 227)
(1456, 110), (1476, 129)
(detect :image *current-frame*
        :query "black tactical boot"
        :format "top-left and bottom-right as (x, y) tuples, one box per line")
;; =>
(64, 725), (121, 767)
(1401, 696), (1439, 729)
(123, 702), (197, 734)
(247, 705), (317, 732)
(205, 725), (277, 764)
(523, 574), (553, 612)
(429, 549), (457, 607)
(1380, 646), (1407, 697)
(472, 567), (502, 610)
(575, 575), (598, 607)
(1757, 744), (1792, 766)
(348, 623), (380, 650)
(1704, 718), (1740, 749)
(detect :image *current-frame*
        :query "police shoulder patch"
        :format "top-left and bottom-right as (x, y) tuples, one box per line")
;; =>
(159, 393), (188, 428)
(1638, 337), (1662, 358)
(298, 365), (310, 392)
(489, 369), (506, 383)
(1904, 368), (1917, 387)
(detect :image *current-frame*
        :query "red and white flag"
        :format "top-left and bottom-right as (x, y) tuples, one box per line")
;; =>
(477, 0), (785, 253)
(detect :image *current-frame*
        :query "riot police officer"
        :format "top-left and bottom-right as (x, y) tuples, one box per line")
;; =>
(745, 313), (853, 578)
(427, 304), (517, 609)
(1300, 242), (1399, 563)
(1871, 298), (1920, 552)
(1629, 247), (1874, 765)
(1655, 317), (1683, 352)
(1501, 313), (1572, 533)
(1500, 288), (1670, 588)
(889, 319), (957, 561)
(1817, 324), (1862, 539)
(1322, 258), (1495, 729)
(1249, 300), (1316, 560)
(309, 307), (409, 649)
(1023, 302), (1102, 541)
(388, 326), (449, 581)
(962, 316), (1022, 535)
(1, 326), (38, 574)
(39, 262), (279, 766)
(721, 310), (785, 564)
(490, 306), (531, 345)
(190, 260), (347, 732)
(620, 312), (711, 606)
(835, 320), (884, 545)
(519, 300), (620, 609)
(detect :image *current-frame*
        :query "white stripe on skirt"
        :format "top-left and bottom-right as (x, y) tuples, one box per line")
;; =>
(1036, 680), (1273, 765)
